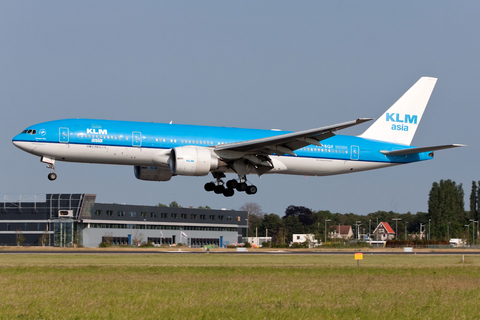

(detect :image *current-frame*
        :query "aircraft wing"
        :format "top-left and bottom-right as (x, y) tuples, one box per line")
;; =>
(215, 118), (372, 156)
(380, 144), (466, 156)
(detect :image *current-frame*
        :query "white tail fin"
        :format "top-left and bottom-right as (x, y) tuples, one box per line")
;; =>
(360, 77), (437, 146)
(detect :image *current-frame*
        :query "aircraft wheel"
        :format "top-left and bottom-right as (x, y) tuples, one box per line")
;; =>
(236, 182), (248, 192)
(226, 179), (238, 189)
(204, 182), (215, 192)
(223, 188), (235, 197)
(214, 185), (225, 194)
(48, 173), (57, 181)
(246, 185), (257, 195)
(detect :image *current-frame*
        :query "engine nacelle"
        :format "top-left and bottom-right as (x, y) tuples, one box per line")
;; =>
(134, 166), (172, 181)
(169, 146), (220, 176)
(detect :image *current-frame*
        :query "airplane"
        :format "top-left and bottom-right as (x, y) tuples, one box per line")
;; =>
(12, 77), (464, 197)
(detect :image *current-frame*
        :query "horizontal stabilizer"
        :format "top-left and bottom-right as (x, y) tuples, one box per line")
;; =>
(380, 144), (466, 156)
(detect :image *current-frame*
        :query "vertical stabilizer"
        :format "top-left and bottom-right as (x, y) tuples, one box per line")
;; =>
(360, 77), (437, 146)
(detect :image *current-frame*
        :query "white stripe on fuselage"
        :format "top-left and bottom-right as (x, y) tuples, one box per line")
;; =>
(15, 141), (397, 176)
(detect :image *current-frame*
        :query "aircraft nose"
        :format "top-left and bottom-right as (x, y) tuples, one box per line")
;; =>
(12, 135), (32, 152)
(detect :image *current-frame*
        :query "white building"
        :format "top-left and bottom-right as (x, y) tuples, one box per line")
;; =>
(292, 234), (319, 247)
(248, 237), (272, 247)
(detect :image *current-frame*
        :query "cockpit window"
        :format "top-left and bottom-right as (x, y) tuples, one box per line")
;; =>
(21, 129), (37, 135)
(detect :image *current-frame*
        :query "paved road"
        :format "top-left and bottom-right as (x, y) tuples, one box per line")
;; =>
(1, 250), (479, 255)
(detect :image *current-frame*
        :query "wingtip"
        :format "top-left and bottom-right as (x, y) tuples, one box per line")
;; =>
(356, 118), (374, 123)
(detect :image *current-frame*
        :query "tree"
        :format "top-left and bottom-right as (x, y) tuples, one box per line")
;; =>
(476, 180), (480, 222)
(132, 231), (145, 246)
(240, 202), (265, 237)
(284, 205), (314, 226)
(260, 213), (283, 244)
(156, 203), (168, 207)
(311, 210), (334, 241)
(16, 229), (25, 246)
(39, 229), (49, 247)
(469, 181), (477, 220)
(169, 201), (181, 208)
(282, 215), (305, 243)
(428, 179), (465, 240)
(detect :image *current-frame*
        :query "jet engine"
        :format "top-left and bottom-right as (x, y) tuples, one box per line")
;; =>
(134, 166), (172, 181)
(169, 146), (220, 176)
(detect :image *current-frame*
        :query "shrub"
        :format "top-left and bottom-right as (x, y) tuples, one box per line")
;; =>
(290, 242), (309, 249)
(261, 241), (271, 248)
(99, 242), (112, 248)
(140, 241), (155, 248)
(270, 243), (289, 249)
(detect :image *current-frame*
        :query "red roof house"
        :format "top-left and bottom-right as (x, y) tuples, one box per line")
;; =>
(373, 222), (395, 241)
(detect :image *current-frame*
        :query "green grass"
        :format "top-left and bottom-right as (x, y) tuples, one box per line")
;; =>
(0, 254), (479, 319)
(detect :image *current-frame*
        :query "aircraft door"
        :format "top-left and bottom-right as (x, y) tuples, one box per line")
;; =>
(59, 128), (69, 143)
(350, 145), (359, 160)
(132, 132), (142, 147)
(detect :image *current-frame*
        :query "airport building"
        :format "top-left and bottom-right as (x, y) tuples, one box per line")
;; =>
(0, 194), (248, 247)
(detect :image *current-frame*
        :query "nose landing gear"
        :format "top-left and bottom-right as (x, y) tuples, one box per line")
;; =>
(41, 157), (57, 181)
(47, 171), (57, 181)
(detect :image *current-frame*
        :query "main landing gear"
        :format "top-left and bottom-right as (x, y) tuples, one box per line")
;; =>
(204, 173), (257, 197)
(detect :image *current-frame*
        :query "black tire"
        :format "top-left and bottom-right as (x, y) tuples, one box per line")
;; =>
(236, 182), (248, 192)
(246, 185), (257, 195)
(223, 188), (235, 197)
(204, 182), (215, 192)
(214, 185), (225, 194)
(226, 179), (238, 189)
(48, 173), (57, 181)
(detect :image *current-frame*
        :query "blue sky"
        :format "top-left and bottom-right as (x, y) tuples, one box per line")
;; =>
(0, 1), (477, 215)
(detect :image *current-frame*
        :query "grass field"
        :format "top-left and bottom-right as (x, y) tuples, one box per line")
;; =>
(0, 253), (479, 319)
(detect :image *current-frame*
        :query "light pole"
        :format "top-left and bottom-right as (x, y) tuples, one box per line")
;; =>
(469, 220), (478, 246)
(324, 219), (330, 243)
(405, 221), (408, 241)
(428, 219), (431, 241)
(470, 220), (474, 246)
(356, 221), (362, 240)
(369, 219), (371, 237)
(392, 218), (401, 240)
